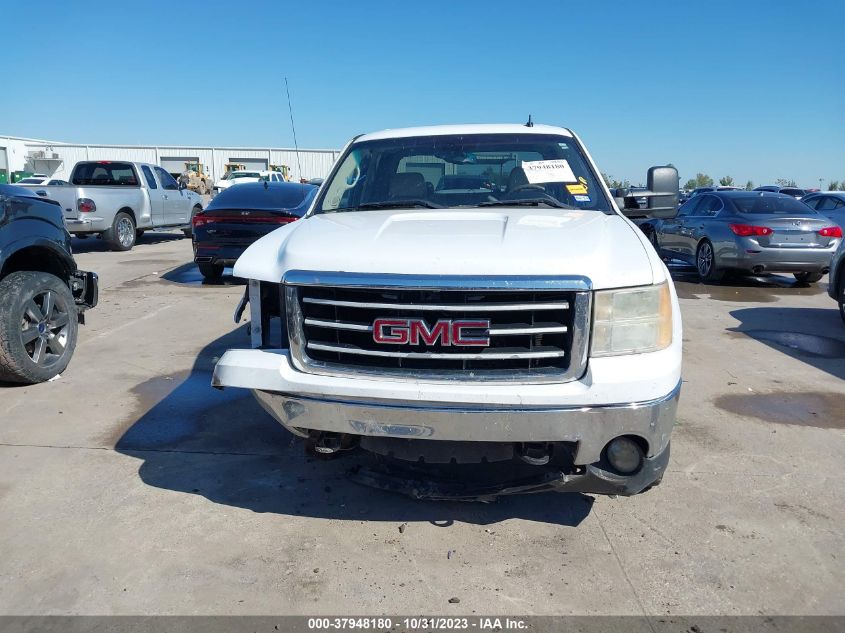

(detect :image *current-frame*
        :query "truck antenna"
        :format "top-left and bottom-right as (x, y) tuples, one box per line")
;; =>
(525, 114), (534, 128)
(285, 77), (303, 181)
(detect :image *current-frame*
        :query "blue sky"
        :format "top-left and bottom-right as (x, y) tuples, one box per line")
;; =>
(3, 0), (843, 187)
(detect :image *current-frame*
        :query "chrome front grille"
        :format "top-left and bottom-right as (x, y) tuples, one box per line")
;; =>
(284, 272), (591, 383)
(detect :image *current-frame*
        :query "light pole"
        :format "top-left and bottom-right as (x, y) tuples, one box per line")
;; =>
(819, 178), (824, 191)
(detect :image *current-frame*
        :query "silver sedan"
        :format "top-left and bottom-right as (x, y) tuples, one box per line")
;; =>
(653, 191), (842, 283)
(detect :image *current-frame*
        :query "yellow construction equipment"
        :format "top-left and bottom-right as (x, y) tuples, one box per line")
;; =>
(180, 162), (213, 195)
(270, 164), (291, 181)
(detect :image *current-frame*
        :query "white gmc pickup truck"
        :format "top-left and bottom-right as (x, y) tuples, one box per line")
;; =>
(212, 124), (682, 499)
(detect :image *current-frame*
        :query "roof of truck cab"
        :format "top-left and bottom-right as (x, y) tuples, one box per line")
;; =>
(356, 124), (574, 142)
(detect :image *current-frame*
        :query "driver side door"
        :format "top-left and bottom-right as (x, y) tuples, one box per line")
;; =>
(141, 165), (166, 226)
(153, 166), (188, 224)
(659, 196), (699, 261)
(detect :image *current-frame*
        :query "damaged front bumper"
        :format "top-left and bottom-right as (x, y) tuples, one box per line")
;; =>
(71, 270), (98, 319)
(212, 347), (680, 497)
(351, 443), (671, 501)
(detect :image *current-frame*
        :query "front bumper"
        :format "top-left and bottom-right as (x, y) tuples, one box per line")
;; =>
(212, 348), (680, 466)
(250, 384), (679, 466)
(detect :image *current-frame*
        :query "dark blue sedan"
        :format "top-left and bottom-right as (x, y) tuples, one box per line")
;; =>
(192, 182), (316, 279)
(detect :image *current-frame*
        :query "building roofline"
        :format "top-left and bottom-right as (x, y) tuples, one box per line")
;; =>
(0, 134), (339, 153)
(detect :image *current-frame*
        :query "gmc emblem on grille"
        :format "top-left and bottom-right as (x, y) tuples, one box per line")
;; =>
(372, 318), (491, 346)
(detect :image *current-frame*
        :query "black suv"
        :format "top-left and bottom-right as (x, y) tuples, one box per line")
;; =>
(0, 185), (98, 383)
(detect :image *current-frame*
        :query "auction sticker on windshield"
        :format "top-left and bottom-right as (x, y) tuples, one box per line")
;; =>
(522, 159), (577, 184)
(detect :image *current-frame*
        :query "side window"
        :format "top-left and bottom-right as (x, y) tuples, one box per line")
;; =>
(704, 195), (723, 216)
(154, 166), (178, 190)
(694, 195), (721, 217)
(801, 196), (820, 209)
(678, 196), (701, 217)
(817, 197), (839, 211)
(141, 165), (158, 189)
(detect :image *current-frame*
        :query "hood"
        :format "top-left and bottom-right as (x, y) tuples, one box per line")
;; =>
(234, 208), (656, 290)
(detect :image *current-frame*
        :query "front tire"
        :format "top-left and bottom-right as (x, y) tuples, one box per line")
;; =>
(647, 227), (659, 251)
(105, 212), (136, 251)
(0, 272), (78, 384)
(696, 240), (724, 282)
(197, 262), (224, 280)
(793, 272), (823, 284)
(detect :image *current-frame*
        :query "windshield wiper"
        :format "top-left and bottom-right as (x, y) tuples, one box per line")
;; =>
(478, 198), (576, 210)
(355, 200), (444, 210)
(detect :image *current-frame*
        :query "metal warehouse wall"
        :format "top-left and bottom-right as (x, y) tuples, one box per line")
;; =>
(0, 136), (340, 182)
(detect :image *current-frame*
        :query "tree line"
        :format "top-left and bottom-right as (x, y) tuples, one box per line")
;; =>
(602, 172), (843, 191)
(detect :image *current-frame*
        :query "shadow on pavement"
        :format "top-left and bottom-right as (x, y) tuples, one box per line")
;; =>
(668, 263), (827, 303)
(727, 307), (845, 380)
(114, 326), (593, 527)
(160, 262), (245, 287)
(70, 232), (186, 253)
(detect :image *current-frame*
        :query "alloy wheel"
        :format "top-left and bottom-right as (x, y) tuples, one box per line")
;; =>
(697, 242), (713, 277)
(117, 217), (134, 247)
(19, 290), (71, 368)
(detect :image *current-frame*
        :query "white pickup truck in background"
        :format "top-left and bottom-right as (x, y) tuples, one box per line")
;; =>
(212, 123), (683, 500)
(21, 161), (204, 251)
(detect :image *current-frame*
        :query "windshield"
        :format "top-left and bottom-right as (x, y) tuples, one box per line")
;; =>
(732, 194), (818, 215)
(315, 133), (610, 214)
(17, 178), (44, 184)
(230, 172), (261, 179)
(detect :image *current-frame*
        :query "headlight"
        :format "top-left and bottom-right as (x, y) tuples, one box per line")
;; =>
(591, 282), (672, 357)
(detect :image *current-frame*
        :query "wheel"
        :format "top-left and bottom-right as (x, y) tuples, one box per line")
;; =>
(793, 272), (823, 284)
(105, 212), (136, 251)
(0, 271), (78, 384)
(695, 240), (724, 282)
(135, 229), (145, 239)
(183, 205), (202, 238)
(647, 227), (659, 250)
(838, 274), (845, 325)
(197, 262), (224, 280)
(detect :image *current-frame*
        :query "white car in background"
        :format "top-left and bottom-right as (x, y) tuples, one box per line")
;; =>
(214, 170), (287, 193)
(16, 176), (69, 186)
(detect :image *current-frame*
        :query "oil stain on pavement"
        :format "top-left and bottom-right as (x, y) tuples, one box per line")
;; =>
(714, 391), (845, 429)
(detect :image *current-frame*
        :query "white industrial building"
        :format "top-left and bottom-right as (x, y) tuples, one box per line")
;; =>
(0, 135), (340, 184)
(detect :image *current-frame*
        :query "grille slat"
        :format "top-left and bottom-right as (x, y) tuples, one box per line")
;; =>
(287, 281), (590, 382)
(303, 318), (568, 336)
(302, 297), (569, 312)
(306, 342), (567, 360)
